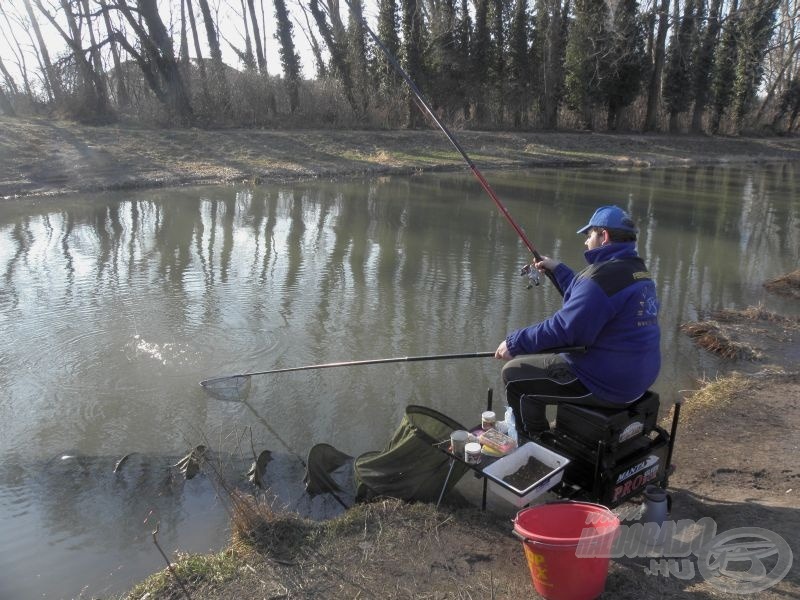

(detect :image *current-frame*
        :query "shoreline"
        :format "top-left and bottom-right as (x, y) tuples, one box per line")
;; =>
(3, 116), (800, 199)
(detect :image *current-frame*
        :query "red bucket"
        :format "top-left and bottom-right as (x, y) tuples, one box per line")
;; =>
(513, 502), (619, 600)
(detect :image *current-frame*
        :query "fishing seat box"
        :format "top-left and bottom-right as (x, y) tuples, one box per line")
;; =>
(554, 390), (660, 454)
(544, 428), (670, 506)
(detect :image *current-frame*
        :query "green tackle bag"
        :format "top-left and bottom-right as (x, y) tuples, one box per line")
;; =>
(353, 405), (469, 503)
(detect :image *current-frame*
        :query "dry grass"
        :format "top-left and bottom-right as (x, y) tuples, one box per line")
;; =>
(679, 372), (751, 414)
(715, 304), (798, 324)
(764, 269), (800, 299)
(124, 493), (533, 599)
(680, 303), (800, 362)
(229, 490), (315, 562)
(679, 321), (762, 360)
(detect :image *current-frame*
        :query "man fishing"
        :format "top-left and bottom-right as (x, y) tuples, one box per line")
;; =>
(494, 205), (661, 437)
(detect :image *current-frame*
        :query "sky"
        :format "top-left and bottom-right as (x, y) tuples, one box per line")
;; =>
(0, 0), (353, 93)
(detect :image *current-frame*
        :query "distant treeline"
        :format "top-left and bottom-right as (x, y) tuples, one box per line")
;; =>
(0, 0), (798, 134)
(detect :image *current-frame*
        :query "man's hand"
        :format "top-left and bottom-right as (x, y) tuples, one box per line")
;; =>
(495, 340), (512, 360)
(534, 256), (560, 272)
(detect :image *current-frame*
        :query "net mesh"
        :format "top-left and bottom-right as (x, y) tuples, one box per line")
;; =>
(200, 375), (252, 402)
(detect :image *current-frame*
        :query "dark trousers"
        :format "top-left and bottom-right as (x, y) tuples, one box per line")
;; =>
(502, 354), (620, 436)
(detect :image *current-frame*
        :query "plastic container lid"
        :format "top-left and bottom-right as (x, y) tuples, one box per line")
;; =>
(465, 442), (482, 454)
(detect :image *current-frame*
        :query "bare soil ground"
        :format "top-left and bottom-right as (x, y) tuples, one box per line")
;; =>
(2, 117), (797, 599)
(4, 116), (800, 198)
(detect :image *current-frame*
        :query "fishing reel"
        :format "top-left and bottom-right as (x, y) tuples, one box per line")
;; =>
(520, 264), (541, 289)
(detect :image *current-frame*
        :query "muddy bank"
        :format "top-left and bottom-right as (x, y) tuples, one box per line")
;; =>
(3, 116), (800, 198)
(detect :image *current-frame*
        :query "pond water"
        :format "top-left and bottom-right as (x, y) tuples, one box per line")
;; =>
(1, 163), (798, 599)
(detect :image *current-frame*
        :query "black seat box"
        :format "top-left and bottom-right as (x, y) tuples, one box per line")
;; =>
(554, 391), (660, 452)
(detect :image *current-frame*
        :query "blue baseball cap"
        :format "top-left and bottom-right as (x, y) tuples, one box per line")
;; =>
(576, 205), (638, 234)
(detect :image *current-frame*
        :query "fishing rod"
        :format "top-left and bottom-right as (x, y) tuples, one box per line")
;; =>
(341, 0), (563, 296)
(200, 346), (585, 391)
(201, 351), (495, 389)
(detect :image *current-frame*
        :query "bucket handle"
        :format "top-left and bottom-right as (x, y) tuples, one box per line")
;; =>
(512, 529), (528, 543)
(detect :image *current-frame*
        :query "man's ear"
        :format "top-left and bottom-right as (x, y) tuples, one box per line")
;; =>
(601, 229), (612, 245)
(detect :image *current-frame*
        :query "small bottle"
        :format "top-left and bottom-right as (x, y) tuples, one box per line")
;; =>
(505, 406), (518, 444)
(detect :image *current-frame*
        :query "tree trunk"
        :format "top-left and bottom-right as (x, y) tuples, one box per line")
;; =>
(115, 0), (194, 122)
(491, 0), (505, 125)
(402, 0), (424, 127)
(35, 0), (110, 117)
(540, 0), (569, 129)
(756, 43), (800, 123)
(79, 0), (111, 107)
(309, 0), (360, 115)
(298, 4), (324, 78)
(22, 0), (62, 103)
(690, 0), (723, 132)
(0, 55), (19, 96)
(239, 0), (255, 68)
(643, 0), (670, 131)
(668, 110), (679, 132)
(0, 86), (15, 116)
(63, 0), (109, 115)
(195, 0), (230, 107)
(185, 0), (210, 101)
(99, 0), (130, 107)
(275, 0), (301, 111)
(247, 0), (267, 73)
(471, 0), (489, 124)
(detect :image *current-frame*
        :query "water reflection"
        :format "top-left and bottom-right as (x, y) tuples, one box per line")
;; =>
(0, 164), (798, 599)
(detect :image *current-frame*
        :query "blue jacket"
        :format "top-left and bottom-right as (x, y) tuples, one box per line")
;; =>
(505, 243), (661, 403)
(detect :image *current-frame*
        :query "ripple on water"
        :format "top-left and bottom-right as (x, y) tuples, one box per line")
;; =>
(190, 326), (283, 377)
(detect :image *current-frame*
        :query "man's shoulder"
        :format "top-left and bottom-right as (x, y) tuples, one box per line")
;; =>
(579, 256), (651, 297)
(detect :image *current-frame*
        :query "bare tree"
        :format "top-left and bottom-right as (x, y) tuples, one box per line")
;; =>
(0, 55), (20, 96)
(247, 0), (267, 72)
(0, 51), (17, 115)
(309, 0), (361, 114)
(110, 0), (194, 122)
(33, 0), (111, 118)
(196, 0), (231, 108)
(98, 0), (130, 107)
(295, 2), (326, 77)
(0, 6), (36, 99)
(79, 0), (111, 102)
(22, 0), (63, 103)
(239, 0), (256, 68)
(184, 0), (211, 101)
